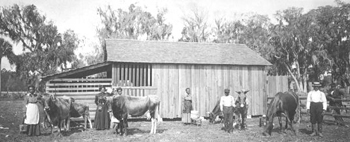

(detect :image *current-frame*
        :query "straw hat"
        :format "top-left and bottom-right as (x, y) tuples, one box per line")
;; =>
(312, 82), (322, 87)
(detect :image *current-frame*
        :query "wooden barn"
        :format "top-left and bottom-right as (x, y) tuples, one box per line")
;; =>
(42, 39), (272, 119)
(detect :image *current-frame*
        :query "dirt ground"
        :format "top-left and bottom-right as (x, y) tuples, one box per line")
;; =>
(1, 100), (350, 142)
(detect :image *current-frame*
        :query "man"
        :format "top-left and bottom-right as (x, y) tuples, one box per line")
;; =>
(220, 89), (236, 133)
(306, 82), (327, 137)
(327, 84), (345, 126)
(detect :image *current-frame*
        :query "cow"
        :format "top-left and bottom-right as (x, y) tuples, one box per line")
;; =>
(208, 100), (224, 124)
(262, 91), (299, 136)
(208, 89), (249, 130)
(41, 93), (72, 135)
(61, 96), (93, 130)
(234, 89), (249, 129)
(109, 95), (160, 136)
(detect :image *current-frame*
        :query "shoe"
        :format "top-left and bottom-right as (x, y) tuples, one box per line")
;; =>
(318, 123), (323, 137)
(310, 124), (317, 136)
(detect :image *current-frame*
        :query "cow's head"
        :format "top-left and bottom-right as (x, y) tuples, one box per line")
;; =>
(208, 112), (215, 123)
(235, 89), (249, 108)
(41, 93), (56, 111)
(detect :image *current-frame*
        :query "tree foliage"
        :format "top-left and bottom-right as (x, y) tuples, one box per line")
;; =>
(0, 4), (80, 89)
(179, 4), (209, 42)
(96, 4), (173, 62)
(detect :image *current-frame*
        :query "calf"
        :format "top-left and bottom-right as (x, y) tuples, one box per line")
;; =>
(61, 96), (93, 130)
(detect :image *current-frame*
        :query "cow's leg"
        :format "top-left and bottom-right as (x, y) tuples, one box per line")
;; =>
(263, 115), (275, 136)
(288, 112), (297, 135)
(88, 117), (93, 129)
(84, 116), (87, 130)
(150, 118), (154, 134)
(67, 117), (71, 131)
(278, 116), (283, 133)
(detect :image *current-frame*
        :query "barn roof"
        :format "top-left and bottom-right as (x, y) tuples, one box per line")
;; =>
(41, 62), (112, 82)
(106, 39), (271, 66)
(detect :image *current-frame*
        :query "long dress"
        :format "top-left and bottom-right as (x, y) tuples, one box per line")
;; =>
(94, 92), (110, 130)
(182, 95), (193, 124)
(24, 93), (41, 136)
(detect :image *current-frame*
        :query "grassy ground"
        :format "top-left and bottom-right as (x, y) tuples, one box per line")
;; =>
(1, 100), (349, 142)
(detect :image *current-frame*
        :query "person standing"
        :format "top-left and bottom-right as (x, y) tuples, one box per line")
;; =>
(94, 86), (110, 130)
(23, 85), (41, 136)
(182, 88), (193, 125)
(110, 87), (122, 133)
(306, 82), (327, 137)
(220, 89), (235, 133)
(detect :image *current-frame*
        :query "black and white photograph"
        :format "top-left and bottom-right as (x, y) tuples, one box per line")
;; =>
(0, 0), (350, 141)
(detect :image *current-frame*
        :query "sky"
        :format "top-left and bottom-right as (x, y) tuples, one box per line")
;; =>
(0, 0), (342, 70)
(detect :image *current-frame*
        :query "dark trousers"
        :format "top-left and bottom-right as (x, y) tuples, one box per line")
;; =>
(223, 106), (234, 132)
(310, 102), (323, 124)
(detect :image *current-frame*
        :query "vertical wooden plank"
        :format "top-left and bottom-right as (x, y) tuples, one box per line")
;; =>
(164, 65), (170, 118)
(174, 65), (180, 118)
(125, 64), (129, 83)
(199, 65), (205, 116)
(112, 63), (116, 86)
(216, 65), (222, 102)
(136, 64), (139, 86)
(247, 66), (252, 116)
(148, 64), (151, 87)
(120, 63), (125, 82)
(128, 64), (132, 85)
(140, 64), (144, 86)
(178, 65), (185, 117)
(132, 64), (136, 86)
(116, 63), (120, 86)
(143, 65), (147, 86)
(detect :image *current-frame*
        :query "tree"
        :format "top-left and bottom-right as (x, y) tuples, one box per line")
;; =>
(0, 4), (80, 90)
(179, 4), (209, 42)
(96, 4), (173, 62)
(313, 1), (350, 87)
(0, 38), (16, 92)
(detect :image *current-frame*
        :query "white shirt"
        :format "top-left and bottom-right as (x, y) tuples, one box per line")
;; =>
(306, 90), (327, 110)
(220, 95), (236, 111)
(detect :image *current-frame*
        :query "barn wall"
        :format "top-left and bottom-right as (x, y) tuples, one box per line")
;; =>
(151, 64), (267, 118)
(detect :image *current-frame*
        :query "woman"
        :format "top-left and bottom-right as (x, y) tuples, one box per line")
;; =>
(24, 86), (41, 136)
(94, 86), (110, 130)
(110, 87), (122, 134)
(182, 88), (193, 124)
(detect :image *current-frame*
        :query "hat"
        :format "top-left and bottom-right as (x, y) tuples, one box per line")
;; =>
(312, 82), (322, 87)
(224, 89), (230, 93)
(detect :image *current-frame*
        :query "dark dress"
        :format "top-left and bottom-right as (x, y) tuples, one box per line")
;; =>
(182, 95), (193, 124)
(24, 93), (41, 136)
(94, 92), (110, 130)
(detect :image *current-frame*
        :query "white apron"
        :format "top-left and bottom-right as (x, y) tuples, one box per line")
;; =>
(24, 103), (40, 125)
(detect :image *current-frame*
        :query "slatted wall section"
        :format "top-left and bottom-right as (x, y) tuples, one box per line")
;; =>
(46, 78), (112, 119)
(266, 75), (289, 97)
(111, 63), (152, 87)
(152, 64), (268, 118)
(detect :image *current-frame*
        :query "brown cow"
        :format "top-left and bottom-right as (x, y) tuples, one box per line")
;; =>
(110, 95), (160, 136)
(42, 93), (72, 134)
(61, 96), (93, 130)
